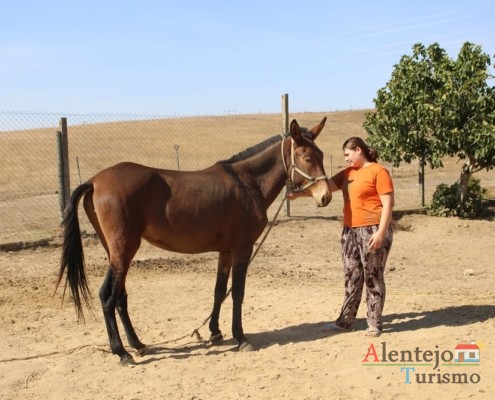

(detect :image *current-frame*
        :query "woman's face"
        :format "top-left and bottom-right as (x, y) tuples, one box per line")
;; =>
(343, 146), (364, 168)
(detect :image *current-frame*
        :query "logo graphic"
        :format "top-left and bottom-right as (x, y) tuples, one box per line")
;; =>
(454, 340), (480, 363)
(362, 340), (482, 384)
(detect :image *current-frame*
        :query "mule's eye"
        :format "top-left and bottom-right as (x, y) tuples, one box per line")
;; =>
(303, 156), (311, 162)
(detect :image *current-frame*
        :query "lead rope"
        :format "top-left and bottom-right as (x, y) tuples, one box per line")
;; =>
(154, 138), (327, 349)
(184, 195), (288, 344)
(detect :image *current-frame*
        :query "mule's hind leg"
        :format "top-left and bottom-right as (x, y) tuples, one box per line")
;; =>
(116, 287), (147, 355)
(99, 267), (135, 364)
(209, 251), (231, 344)
(83, 193), (134, 362)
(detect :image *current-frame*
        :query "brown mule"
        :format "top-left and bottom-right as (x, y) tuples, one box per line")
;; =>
(56, 118), (331, 364)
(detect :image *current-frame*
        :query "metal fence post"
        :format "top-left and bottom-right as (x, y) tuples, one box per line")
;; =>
(56, 131), (64, 222)
(419, 158), (425, 207)
(282, 93), (290, 217)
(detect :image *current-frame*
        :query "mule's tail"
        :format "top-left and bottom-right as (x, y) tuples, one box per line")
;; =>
(55, 181), (94, 322)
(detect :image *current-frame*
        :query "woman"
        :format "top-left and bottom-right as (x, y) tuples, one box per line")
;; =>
(326, 137), (394, 337)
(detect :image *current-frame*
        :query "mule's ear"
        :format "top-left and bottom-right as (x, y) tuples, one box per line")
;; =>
(289, 119), (303, 143)
(309, 117), (327, 140)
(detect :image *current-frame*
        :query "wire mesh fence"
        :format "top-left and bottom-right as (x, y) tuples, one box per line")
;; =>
(1, 110), (494, 245)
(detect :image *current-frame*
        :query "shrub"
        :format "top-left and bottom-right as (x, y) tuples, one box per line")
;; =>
(428, 179), (487, 219)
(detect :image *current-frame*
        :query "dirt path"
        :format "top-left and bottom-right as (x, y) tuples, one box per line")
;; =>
(1, 213), (494, 399)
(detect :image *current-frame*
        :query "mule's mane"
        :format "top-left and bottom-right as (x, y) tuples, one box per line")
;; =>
(216, 126), (317, 165)
(216, 133), (287, 164)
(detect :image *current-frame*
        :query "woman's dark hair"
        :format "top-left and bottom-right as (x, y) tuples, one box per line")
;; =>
(342, 137), (379, 162)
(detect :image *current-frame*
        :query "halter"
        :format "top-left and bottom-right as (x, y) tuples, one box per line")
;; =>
(281, 138), (328, 192)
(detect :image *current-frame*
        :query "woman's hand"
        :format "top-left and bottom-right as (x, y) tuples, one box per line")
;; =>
(368, 232), (384, 251)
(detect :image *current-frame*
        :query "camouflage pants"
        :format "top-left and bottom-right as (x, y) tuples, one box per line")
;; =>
(336, 224), (393, 332)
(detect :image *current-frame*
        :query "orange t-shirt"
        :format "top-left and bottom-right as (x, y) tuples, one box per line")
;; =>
(332, 163), (394, 227)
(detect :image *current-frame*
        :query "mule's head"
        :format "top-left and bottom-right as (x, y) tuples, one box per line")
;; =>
(285, 117), (331, 207)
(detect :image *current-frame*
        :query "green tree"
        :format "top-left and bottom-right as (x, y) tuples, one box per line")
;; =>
(364, 42), (495, 205)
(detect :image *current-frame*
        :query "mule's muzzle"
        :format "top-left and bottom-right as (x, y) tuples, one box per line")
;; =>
(311, 178), (332, 207)
(285, 181), (331, 208)
(318, 191), (332, 207)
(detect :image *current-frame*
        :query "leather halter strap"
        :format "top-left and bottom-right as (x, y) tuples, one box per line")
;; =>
(281, 138), (327, 192)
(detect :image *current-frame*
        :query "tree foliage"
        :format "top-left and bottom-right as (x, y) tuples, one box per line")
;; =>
(364, 42), (495, 204)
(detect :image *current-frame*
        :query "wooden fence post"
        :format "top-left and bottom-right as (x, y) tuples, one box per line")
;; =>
(56, 118), (70, 222)
(282, 94), (290, 217)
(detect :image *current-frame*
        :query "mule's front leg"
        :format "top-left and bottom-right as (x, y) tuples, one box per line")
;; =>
(209, 252), (231, 344)
(231, 261), (255, 352)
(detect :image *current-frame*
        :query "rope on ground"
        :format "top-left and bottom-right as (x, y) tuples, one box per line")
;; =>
(0, 344), (110, 363)
(0, 198), (288, 361)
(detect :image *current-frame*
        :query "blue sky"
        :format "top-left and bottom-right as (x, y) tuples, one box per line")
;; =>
(1, 0), (494, 116)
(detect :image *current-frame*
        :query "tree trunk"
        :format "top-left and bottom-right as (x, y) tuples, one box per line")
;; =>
(458, 163), (473, 204)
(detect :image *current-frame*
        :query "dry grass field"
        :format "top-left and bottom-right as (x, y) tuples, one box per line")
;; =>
(1, 109), (494, 245)
(1, 110), (494, 399)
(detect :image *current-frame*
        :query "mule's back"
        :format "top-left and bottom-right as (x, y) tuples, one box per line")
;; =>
(85, 161), (268, 255)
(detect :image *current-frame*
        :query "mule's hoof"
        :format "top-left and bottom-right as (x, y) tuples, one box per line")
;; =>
(136, 345), (148, 356)
(119, 354), (136, 366)
(238, 341), (255, 352)
(209, 332), (224, 344)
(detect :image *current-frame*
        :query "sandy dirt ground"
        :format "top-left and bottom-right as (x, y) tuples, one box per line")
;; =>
(1, 207), (494, 399)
